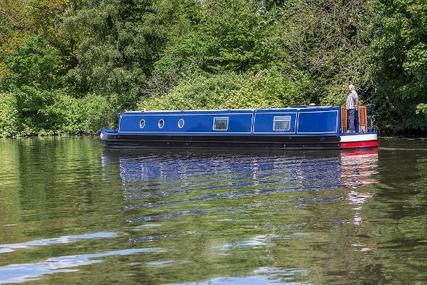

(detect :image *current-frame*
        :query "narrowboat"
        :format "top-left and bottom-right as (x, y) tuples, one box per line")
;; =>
(99, 106), (378, 150)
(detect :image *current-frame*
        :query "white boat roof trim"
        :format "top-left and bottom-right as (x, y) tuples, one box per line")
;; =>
(123, 106), (335, 114)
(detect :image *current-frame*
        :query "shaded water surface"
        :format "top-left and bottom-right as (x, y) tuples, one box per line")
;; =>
(0, 137), (426, 284)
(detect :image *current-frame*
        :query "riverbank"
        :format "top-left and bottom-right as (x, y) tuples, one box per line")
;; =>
(2, 133), (426, 142)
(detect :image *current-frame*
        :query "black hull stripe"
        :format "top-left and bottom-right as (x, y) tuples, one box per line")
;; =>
(101, 134), (341, 150)
(102, 134), (340, 142)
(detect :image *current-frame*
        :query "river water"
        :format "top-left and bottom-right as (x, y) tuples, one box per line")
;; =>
(0, 137), (426, 284)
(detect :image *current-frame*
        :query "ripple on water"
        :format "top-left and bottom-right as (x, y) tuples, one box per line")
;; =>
(170, 266), (309, 285)
(0, 248), (163, 284)
(0, 232), (119, 254)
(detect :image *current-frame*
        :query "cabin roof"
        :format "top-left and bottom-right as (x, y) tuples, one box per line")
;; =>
(123, 106), (337, 115)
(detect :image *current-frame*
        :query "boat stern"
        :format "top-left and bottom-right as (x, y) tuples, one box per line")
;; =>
(340, 132), (378, 149)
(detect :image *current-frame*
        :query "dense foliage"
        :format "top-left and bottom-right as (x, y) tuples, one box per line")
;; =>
(370, 0), (427, 131)
(0, 0), (425, 136)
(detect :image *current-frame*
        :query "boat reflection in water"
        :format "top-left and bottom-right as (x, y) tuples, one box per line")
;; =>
(103, 149), (378, 222)
(109, 149), (379, 185)
(340, 149), (378, 225)
(101, 148), (379, 283)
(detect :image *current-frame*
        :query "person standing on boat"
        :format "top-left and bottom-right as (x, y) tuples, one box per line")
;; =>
(346, 84), (359, 133)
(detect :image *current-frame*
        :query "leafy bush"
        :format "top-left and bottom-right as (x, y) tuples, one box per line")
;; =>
(416, 103), (427, 115)
(0, 93), (18, 137)
(13, 86), (63, 134)
(0, 91), (113, 137)
(138, 68), (313, 110)
(53, 94), (113, 134)
(227, 69), (313, 109)
(139, 72), (244, 110)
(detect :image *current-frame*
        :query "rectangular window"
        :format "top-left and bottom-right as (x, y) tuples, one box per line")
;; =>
(273, 116), (291, 131)
(213, 117), (229, 131)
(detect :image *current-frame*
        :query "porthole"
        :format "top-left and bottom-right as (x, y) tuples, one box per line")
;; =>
(178, 118), (185, 128)
(139, 119), (146, 129)
(158, 119), (165, 128)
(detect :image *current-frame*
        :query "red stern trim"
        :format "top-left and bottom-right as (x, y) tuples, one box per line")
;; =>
(340, 140), (378, 149)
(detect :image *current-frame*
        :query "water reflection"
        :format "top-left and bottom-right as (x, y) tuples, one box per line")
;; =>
(107, 149), (378, 204)
(0, 232), (119, 254)
(2, 137), (427, 284)
(340, 150), (378, 225)
(101, 149), (380, 283)
(171, 269), (305, 285)
(340, 150), (378, 188)
(0, 248), (162, 284)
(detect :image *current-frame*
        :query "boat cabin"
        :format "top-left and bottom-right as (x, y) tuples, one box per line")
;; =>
(118, 106), (344, 136)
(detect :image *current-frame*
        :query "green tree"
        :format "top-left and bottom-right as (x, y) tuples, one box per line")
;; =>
(64, 0), (200, 109)
(155, 0), (287, 75)
(4, 35), (64, 133)
(277, 0), (373, 105)
(150, 0), (374, 108)
(371, 0), (427, 131)
(0, 0), (79, 82)
(5, 35), (64, 89)
(147, 0), (295, 104)
(0, 0), (32, 81)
